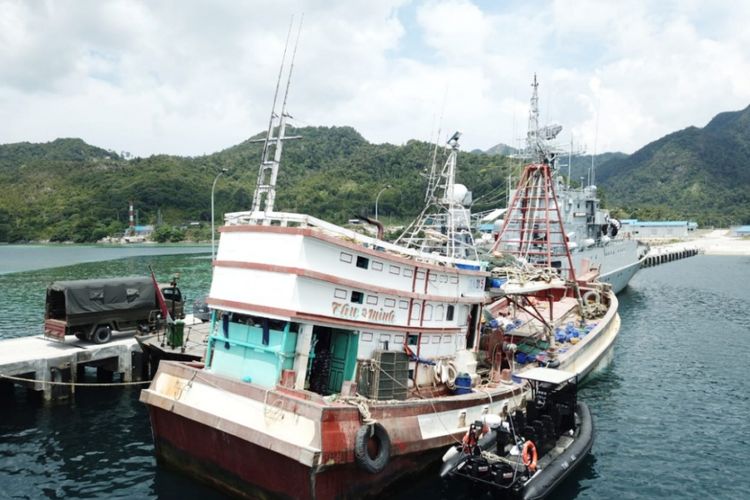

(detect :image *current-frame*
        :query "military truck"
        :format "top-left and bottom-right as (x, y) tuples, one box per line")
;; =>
(43, 276), (184, 344)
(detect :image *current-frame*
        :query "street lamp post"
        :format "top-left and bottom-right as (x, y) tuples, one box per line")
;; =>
(211, 168), (228, 261)
(375, 184), (391, 221)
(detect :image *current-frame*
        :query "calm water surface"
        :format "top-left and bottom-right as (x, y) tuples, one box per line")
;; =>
(1, 251), (749, 499)
(0, 244), (210, 275)
(0, 248), (211, 340)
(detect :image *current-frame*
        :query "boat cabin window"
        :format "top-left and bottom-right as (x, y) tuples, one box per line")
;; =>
(446, 305), (455, 321)
(436, 304), (445, 318)
(351, 291), (364, 304)
(407, 334), (418, 345)
(356, 256), (369, 269)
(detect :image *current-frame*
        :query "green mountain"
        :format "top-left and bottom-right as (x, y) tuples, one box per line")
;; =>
(484, 143), (520, 156)
(565, 152), (628, 185)
(0, 128), (514, 242)
(594, 105), (750, 226)
(2, 105), (749, 243)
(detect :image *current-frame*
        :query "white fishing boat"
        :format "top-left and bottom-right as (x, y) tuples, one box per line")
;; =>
(140, 49), (620, 497)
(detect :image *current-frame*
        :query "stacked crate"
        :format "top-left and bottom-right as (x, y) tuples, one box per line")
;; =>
(358, 350), (409, 400)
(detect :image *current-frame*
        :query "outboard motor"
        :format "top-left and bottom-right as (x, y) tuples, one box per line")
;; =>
(512, 409), (526, 433)
(495, 425), (513, 453)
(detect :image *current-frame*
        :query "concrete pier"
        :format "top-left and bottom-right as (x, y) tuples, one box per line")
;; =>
(642, 243), (701, 268)
(0, 334), (145, 401)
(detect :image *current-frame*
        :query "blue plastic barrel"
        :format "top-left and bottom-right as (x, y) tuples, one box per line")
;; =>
(454, 373), (473, 394)
(456, 263), (481, 271)
(490, 278), (507, 288)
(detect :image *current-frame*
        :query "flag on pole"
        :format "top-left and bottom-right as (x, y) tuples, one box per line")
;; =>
(149, 266), (173, 324)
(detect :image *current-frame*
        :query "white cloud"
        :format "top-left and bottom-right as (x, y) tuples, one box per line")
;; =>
(0, 0), (748, 157)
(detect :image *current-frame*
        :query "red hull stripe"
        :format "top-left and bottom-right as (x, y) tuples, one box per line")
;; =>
(206, 297), (464, 334)
(214, 259), (481, 304)
(219, 225), (488, 276)
(148, 404), (443, 499)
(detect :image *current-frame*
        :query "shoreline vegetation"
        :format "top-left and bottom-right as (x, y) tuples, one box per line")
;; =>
(3, 115), (750, 246)
(2, 229), (748, 256)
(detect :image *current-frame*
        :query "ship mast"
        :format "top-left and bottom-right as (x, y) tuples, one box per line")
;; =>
(396, 132), (478, 261)
(527, 74), (540, 159)
(251, 16), (303, 217)
(493, 76), (577, 281)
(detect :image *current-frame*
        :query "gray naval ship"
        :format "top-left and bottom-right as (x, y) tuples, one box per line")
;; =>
(550, 176), (648, 294)
(488, 76), (648, 294)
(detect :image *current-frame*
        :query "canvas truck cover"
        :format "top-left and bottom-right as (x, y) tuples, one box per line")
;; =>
(49, 277), (156, 316)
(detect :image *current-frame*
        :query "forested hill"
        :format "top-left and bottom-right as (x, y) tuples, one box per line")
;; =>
(594, 105), (750, 226)
(0, 127), (514, 242)
(2, 105), (748, 243)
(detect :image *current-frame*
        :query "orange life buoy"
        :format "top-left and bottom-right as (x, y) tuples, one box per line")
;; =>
(522, 440), (538, 472)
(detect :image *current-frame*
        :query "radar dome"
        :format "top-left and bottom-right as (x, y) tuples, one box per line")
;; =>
(452, 184), (469, 204)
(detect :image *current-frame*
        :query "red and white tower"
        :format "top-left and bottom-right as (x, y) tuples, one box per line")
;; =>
(128, 201), (135, 235)
(492, 76), (577, 281)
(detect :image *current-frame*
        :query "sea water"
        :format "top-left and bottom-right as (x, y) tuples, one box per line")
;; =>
(1, 251), (749, 499)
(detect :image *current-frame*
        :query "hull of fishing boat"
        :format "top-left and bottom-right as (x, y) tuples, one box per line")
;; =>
(141, 361), (527, 499)
(556, 291), (620, 382)
(149, 404), (447, 500)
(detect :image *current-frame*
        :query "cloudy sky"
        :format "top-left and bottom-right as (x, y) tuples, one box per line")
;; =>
(1, 0), (749, 157)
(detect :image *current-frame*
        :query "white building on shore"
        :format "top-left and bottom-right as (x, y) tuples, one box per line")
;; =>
(620, 220), (698, 239)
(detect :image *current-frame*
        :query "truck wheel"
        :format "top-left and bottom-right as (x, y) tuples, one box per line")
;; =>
(92, 326), (112, 344)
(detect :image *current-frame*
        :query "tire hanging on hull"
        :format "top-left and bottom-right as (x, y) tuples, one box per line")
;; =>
(354, 423), (391, 474)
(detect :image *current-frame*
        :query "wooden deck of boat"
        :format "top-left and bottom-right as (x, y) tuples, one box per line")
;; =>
(496, 296), (580, 337)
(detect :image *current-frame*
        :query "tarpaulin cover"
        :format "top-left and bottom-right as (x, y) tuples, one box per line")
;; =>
(48, 277), (156, 315)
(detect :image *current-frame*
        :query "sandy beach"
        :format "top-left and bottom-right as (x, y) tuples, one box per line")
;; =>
(647, 229), (750, 256)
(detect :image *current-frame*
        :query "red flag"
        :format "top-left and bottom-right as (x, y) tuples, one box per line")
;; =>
(150, 267), (173, 324)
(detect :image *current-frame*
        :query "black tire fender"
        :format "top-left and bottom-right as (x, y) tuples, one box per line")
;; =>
(354, 423), (391, 474)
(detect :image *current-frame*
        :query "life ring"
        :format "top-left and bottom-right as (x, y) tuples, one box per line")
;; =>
(582, 290), (601, 305)
(522, 440), (538, 473)
(433, 360), (443, 384)
(443, 362), (458, 390)
(354, 423), (391, 474)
